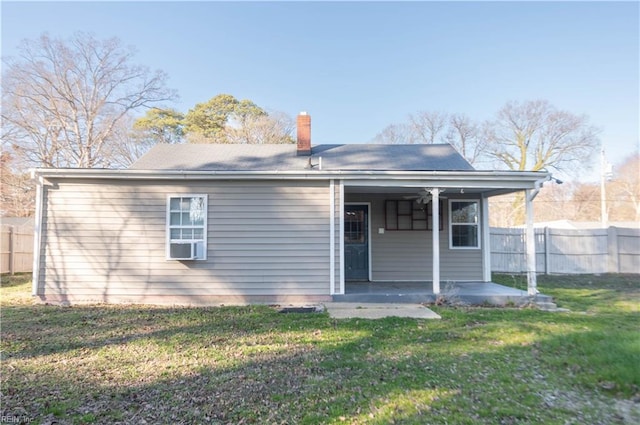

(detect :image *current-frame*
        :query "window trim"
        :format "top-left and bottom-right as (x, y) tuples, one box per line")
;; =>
(166, 194), (208, 260)
(448, 199), (480, 250)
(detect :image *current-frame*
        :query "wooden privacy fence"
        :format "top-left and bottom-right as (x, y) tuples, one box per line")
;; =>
(491, 227), (640, 274)
(1, 226), (34, 274)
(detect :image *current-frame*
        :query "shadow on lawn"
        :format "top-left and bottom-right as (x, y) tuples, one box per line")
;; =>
(2, 304), (310, 359)
(2, 303), (638, 424)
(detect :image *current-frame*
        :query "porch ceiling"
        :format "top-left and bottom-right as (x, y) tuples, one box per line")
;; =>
(341, 171), (549, 198)
(344, 185), (519, 197)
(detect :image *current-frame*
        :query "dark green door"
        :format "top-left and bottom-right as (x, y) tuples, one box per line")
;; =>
(345, 205), (369, 280)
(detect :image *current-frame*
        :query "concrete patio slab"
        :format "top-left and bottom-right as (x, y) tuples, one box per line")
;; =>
(333, 281), (553, 306)
(324, 302), (441, 320)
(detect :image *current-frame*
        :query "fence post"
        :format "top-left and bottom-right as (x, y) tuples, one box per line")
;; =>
(9, 226), (15, 275)
(544, 227), (550, 275)
(607, 226), (619, 273)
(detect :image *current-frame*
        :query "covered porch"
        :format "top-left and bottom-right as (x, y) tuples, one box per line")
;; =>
(330, 172), (555, 301)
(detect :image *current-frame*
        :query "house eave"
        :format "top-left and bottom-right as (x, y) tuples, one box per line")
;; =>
(31, 168), (551, 194)
(31, 167), (548, 179)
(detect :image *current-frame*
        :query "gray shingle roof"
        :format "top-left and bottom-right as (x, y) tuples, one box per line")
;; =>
(129, 143), (475, 172)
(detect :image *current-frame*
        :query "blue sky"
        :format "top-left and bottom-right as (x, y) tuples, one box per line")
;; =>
(2, 1), (638, 182)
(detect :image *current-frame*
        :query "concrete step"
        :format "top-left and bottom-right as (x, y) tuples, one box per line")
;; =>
(324, 302), (441, 319)
(535, 301), (570, 312)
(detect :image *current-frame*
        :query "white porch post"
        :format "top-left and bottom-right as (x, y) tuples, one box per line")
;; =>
(329, 179), (335, 295)
(525, 189), (537, 296)
(338, 180), (345, 294)
(431, 188), (440, 294)
(481, 195), (492, 282)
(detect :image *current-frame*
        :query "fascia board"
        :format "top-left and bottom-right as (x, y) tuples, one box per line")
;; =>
(32, 168), (548, 183)
(33, 169), (550, 197)
(344, 178), (541, 189)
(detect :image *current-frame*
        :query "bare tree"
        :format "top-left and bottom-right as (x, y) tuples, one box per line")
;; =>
(225, 111), (295, 144)
(373, 111), (487, 166)
(102, 114), (157, 169)
(0, 153), (35, 217)
(483, 100), (600, 225)
(372, 123), (416, 144)
(484, 100), (600, 172)
(374, 111), (448, 144)
(489, 182), (609, 227)
(608, 153), (640, 222)
(374, 101), (602, 225)
(409, 111), (448, 144)
(1, 32), (175, 168)
(569, 183), (601, 222)
(445, 113), (487, 166)
(488, 193), (524, 227)
(374, 113), (446, 145)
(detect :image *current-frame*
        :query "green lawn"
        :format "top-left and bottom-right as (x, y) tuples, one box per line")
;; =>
(1, 273), (638, 424)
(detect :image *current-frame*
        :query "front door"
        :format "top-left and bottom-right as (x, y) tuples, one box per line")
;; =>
(345, 205), (369, 280)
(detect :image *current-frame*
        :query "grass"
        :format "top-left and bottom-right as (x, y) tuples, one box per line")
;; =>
(1, 273), (639, 424)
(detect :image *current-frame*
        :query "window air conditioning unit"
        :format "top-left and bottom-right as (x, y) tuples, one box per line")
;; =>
(169, 242), (196, 260)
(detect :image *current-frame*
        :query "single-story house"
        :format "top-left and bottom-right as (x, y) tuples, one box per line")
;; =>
(32, 113), (551, 305)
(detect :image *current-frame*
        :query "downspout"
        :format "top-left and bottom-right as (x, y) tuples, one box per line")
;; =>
(31, 170), (45, 296)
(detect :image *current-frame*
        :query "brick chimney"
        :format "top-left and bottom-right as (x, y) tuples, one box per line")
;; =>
(296, 112), (311, 156)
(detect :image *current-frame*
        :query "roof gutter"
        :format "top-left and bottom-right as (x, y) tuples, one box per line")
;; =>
(31, 169), (552, 195)
(31, 167), (549, 183)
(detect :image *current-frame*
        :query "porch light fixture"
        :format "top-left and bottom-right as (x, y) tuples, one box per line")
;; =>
(540, 168), (563, 185)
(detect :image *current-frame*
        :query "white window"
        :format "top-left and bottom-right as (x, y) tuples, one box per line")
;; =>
(449, 200), (480, 249)
(167, 195), (207, 260)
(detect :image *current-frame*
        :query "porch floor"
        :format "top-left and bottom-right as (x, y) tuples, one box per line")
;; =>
(333, 281), (552, 306)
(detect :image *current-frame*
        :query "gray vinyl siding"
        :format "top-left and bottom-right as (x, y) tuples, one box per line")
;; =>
(38, 179), (331, 302)
(345, 193), (483, 281)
